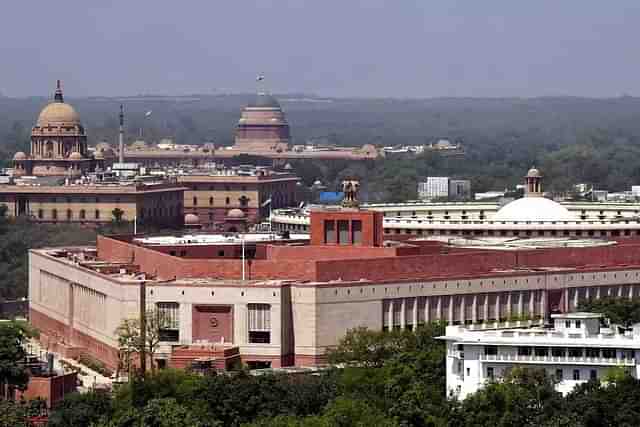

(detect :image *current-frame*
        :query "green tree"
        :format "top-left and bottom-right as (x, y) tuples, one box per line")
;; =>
(450, 368), (563, 427)
(578, 297), (640, 328)
(48, 391), (113, 427)
(0, 321), (36, 399)
(111, 208), (125, 224)
(0, 400), (26, 427)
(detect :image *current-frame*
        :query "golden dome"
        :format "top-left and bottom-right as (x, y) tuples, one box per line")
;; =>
(37, 102), (81, 126)
(36, 81), (81, 126)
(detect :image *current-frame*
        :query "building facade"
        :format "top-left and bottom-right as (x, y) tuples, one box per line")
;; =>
(178, 167), (300, 229)
(0, 181), (185, 226)
(418, 177), (450, 201)
(273, 168), (640, 239)
(27, 197), (640, 373)
(440, 313), (640, 399)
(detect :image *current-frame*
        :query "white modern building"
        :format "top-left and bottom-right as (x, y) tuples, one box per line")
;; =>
(418, 177), (450, 200)
(439, 312), (640, 399)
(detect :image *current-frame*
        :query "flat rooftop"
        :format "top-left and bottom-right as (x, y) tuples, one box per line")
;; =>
(133, 233), (309, 246)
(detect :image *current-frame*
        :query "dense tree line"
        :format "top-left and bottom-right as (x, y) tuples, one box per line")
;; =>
(4, 311), (640, 426)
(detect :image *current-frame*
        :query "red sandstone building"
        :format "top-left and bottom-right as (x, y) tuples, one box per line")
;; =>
(28, 186), (640, 371)
(178, 167), (300, 230)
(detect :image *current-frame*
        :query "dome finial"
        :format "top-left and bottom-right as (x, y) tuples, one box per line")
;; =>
(54, 80), (64, 103)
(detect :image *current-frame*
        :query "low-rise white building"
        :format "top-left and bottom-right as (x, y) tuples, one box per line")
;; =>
(439, 312), (640, 399)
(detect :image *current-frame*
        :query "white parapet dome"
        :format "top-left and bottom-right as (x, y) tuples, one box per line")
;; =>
(494, 197), (576, 222)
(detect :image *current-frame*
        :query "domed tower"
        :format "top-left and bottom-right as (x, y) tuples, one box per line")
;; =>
(525, 167), (543, 197)
(23, 80), (92, 177)
(234, 93), (290, 152)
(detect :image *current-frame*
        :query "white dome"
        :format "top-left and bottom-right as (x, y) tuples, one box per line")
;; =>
(494, 197), (576, 222)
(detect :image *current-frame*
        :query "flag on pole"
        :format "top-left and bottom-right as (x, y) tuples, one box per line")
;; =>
(145, 110), (152, 117)
(261, 198), (272, 208)
(256, 75), (265, 82)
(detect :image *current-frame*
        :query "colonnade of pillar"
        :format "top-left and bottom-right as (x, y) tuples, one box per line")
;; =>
(383, 284), (640, 330)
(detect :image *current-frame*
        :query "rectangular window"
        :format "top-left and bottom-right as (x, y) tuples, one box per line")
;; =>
(573, 369), (580, 381)
(352, 220), (362, 244)
(568, 348), (583, 357)
(590, 369), (597, 380)
(338, 220), (349, 245)
(551, 347), (566, 357)
(602, 348), (616, 359)
(487, 367), (494, 379)
(586, 348), (599, 358)
(466, 367), (470, 377)
(534, 347), (548, 357)
(556, 369), (563, 381)
(575, 320), (582, 328)
(157, 302), (180, 342)
(248, 303), (271, 344)
(324, 220), (336, 244)
(518, 346), (532, 356)
(484, 346), (498, 356)
(566, 320), (571, 328)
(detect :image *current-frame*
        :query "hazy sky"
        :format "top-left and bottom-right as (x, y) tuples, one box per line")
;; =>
(2, 1), (639, 98)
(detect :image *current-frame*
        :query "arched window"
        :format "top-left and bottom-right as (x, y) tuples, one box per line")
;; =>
(209, 197), (213, 205)
(79, 209), (86, 219)
(95, 209), (100, 219)
(225, 197), (230, 205)
(67, 209), (72, 220)
(193, 197), (198, 206)
(52, 209), (58, 220)
(37, 209), (43, 219)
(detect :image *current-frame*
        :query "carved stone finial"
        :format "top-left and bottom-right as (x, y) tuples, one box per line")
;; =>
(341, 179), (360, 208)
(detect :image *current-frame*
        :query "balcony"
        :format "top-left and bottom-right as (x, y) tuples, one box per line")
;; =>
(479, 353), (636, 366)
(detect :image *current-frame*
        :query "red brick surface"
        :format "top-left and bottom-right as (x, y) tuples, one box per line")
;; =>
(16, 373), (77, 408)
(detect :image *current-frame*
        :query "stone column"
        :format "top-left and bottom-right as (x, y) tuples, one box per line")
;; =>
(412, 298), (418, 328)
(425, 297), (430, 323)
(518, 291), (524, 317)
(506, 293), (512, 319)
(472, 294), (478, 323)
(437, 296), (442, 321)
(529, 291), (535, 316)
(483, 294), (489, 321)
(448, 296), (454, 324)
(388, 299), (394, 330)
(574, 288), (580, 309)
(460, 296), (466, 324)
(630, 285), (634, 300)
(541, 289), (547, 319)
(496, 294), (501, 321)
(400, 298), (406, 329)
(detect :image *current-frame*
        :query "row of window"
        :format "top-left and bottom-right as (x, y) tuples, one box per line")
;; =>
(485, 366), (599, 381)
(483, 345), (633, 359)
(154, 302), (272, 344)
(192, 196), (249, 206)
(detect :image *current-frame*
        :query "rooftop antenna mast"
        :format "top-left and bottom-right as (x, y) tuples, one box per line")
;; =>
(118, 105), (125, 164)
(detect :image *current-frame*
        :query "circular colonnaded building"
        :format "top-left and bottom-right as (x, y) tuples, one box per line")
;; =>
(271, 168), (640, 242)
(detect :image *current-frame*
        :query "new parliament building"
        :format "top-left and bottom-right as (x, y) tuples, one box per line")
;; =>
(28, 190), (640, 371)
